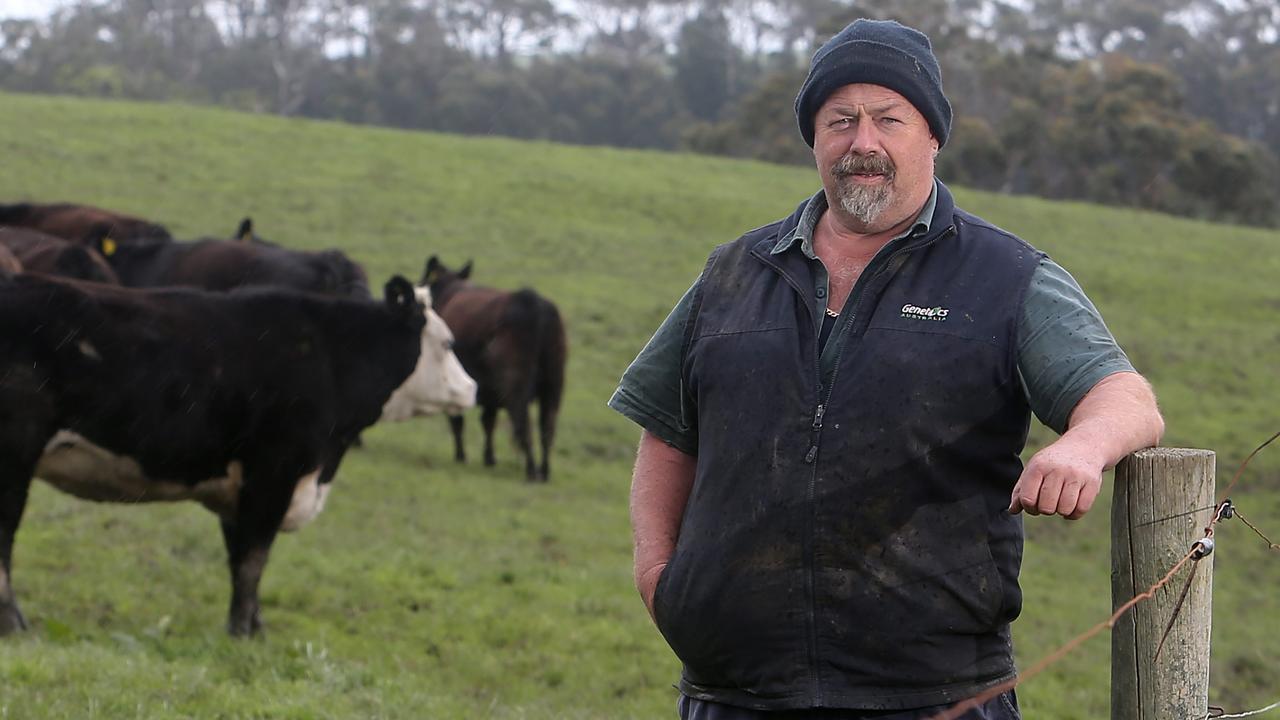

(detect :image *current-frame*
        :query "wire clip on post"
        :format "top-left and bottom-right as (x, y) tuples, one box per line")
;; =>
(1191, 537), (1214, 560)
(1190, 498), (1236, 559)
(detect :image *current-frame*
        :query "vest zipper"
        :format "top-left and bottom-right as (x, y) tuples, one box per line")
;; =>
(804, 404), (823, 463)
(759, 253), (826, 702)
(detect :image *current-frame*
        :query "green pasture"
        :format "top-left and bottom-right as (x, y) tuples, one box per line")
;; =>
(0, 92), (1276, 719)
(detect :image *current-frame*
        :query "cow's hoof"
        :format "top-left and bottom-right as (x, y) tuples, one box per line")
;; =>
(0, 604), (28, 636)
(453, 453), (466, 463)
(483, 456), (496, 467)
(227, 615), (263, 638)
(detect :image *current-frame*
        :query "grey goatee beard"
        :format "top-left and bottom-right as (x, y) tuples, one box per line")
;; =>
(832, 152), (896, 226)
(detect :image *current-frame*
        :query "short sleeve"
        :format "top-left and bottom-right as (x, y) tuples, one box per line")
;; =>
(607, 280), (700, 454)
(1018, 257), (1137, 434)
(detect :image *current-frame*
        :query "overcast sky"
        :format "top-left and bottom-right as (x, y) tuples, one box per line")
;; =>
(1, 0), (67, 20)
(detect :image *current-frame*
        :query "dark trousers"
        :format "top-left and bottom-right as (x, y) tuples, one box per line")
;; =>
(678, 691), (1021, 720)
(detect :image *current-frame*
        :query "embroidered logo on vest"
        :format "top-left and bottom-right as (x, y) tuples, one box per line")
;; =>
(901, 303), (950, 321)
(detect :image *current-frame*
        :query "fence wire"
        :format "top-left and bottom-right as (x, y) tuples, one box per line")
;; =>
(1205, 699), (1280, 718)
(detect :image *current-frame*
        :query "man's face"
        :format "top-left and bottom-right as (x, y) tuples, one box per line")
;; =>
(812, 84), (938, 235)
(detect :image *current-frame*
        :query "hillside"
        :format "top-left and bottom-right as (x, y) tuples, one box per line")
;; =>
(0, 92), (1276, 719)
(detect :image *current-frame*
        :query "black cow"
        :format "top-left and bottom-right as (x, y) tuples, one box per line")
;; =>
(0, 274), (428, 636)
(0, 228), (120, 284)
(421, 256), (567, 482)
(0, 201), (172, 245)
(96, 235), (369, 299)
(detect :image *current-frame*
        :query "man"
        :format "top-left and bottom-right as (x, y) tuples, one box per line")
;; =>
(608, 18), (1165, 720)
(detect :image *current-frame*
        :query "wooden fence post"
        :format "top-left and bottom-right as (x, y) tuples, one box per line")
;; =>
(1112, 447), (1216, 720)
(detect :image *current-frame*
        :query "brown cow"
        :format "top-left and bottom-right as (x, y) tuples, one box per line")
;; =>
(0, 228), (119, 284)
(421, 256), (567, 482)
(0, 201), (171, 245)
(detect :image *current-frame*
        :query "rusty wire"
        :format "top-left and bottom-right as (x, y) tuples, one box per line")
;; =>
(1218, 431), (1280, 502)
(1230, 509), (1280, 551)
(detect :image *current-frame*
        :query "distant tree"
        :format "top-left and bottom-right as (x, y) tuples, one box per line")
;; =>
(673, 8), (735, 122)
(683, 65), (810, 165)
(528, 52), (686, 148)
(433, 61), (553, 139)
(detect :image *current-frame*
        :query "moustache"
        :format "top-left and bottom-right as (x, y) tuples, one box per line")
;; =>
(833, 153), (896, 179)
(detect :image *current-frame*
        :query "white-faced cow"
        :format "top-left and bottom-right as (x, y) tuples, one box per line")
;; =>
(0, 274), (473, 637)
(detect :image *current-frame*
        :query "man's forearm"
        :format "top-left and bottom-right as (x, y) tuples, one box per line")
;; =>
(630, 430), (696, 616)
(1060, 371), (1165, 469)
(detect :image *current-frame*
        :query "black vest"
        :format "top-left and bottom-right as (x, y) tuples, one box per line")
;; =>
(653, 184), (1043, 710)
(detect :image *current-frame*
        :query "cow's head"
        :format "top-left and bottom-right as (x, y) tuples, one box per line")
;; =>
(420, 255), (472, 308)
(54, 244), (120, 285)
(381, 284), (477, 421)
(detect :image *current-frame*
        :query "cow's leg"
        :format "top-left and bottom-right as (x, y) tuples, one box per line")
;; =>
(0, 459), (37, 636)
(449, 415), (466, 463)
(219, 467), (295, 637)
(537, 401), (558, 483)
(480, 405), (499, 467)
(504, 401), (537, 482)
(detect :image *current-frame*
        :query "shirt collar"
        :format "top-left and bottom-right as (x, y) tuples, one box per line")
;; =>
(772, 180), (938, 259)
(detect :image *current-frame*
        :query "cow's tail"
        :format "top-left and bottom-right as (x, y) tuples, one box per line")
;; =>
(504, 289), (566, 479)
(535, 297), (567, 418)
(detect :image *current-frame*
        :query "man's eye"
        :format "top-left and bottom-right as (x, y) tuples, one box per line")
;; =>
(830, 117), (853, 128)
(880, 116), (901, 125)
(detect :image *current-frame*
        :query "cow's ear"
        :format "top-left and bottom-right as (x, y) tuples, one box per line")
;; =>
(83, 223), (114, 256)
(236, 218), (253, 243)
(421, 255), (440, 286)
(88, 224), (119, 257)
(384, 275), (417, 313)
(459, 260), (473, 280)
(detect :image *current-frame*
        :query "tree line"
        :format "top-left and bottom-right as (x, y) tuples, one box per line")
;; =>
(2, 0), (1276, 227)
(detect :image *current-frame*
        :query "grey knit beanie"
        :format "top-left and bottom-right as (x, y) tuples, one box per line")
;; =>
(794, 19), (952, 148)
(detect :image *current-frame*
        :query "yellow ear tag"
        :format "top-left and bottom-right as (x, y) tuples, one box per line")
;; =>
(102, 238), (117, 256)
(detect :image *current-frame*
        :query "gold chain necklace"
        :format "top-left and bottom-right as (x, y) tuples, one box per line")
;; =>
(825, 307), (839, 318)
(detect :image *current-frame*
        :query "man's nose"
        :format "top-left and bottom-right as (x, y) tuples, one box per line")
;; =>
(847, 118), (883, 155)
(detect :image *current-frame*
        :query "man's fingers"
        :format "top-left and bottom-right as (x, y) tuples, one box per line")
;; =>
(1057, 478), (1083, 518)
(1010, 469), (1042, 515)
(1066, 478), (1100, 520)
(1036, 472), (1064, 515)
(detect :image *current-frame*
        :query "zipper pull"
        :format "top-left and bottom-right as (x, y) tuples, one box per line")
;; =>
(804, 445), (818, 464)
(812, 404), (825, 430)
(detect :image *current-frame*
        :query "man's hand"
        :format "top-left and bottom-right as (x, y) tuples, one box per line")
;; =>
(637, 562), (668, 621)
(1009, 439), (1105, 519)
(1010, 371), (1164, 520)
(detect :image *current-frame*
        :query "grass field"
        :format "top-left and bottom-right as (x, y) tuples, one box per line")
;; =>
(0, 92), (1277, 719)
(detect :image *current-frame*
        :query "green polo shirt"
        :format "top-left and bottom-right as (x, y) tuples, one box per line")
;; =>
(609, 186), (1135, 456)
